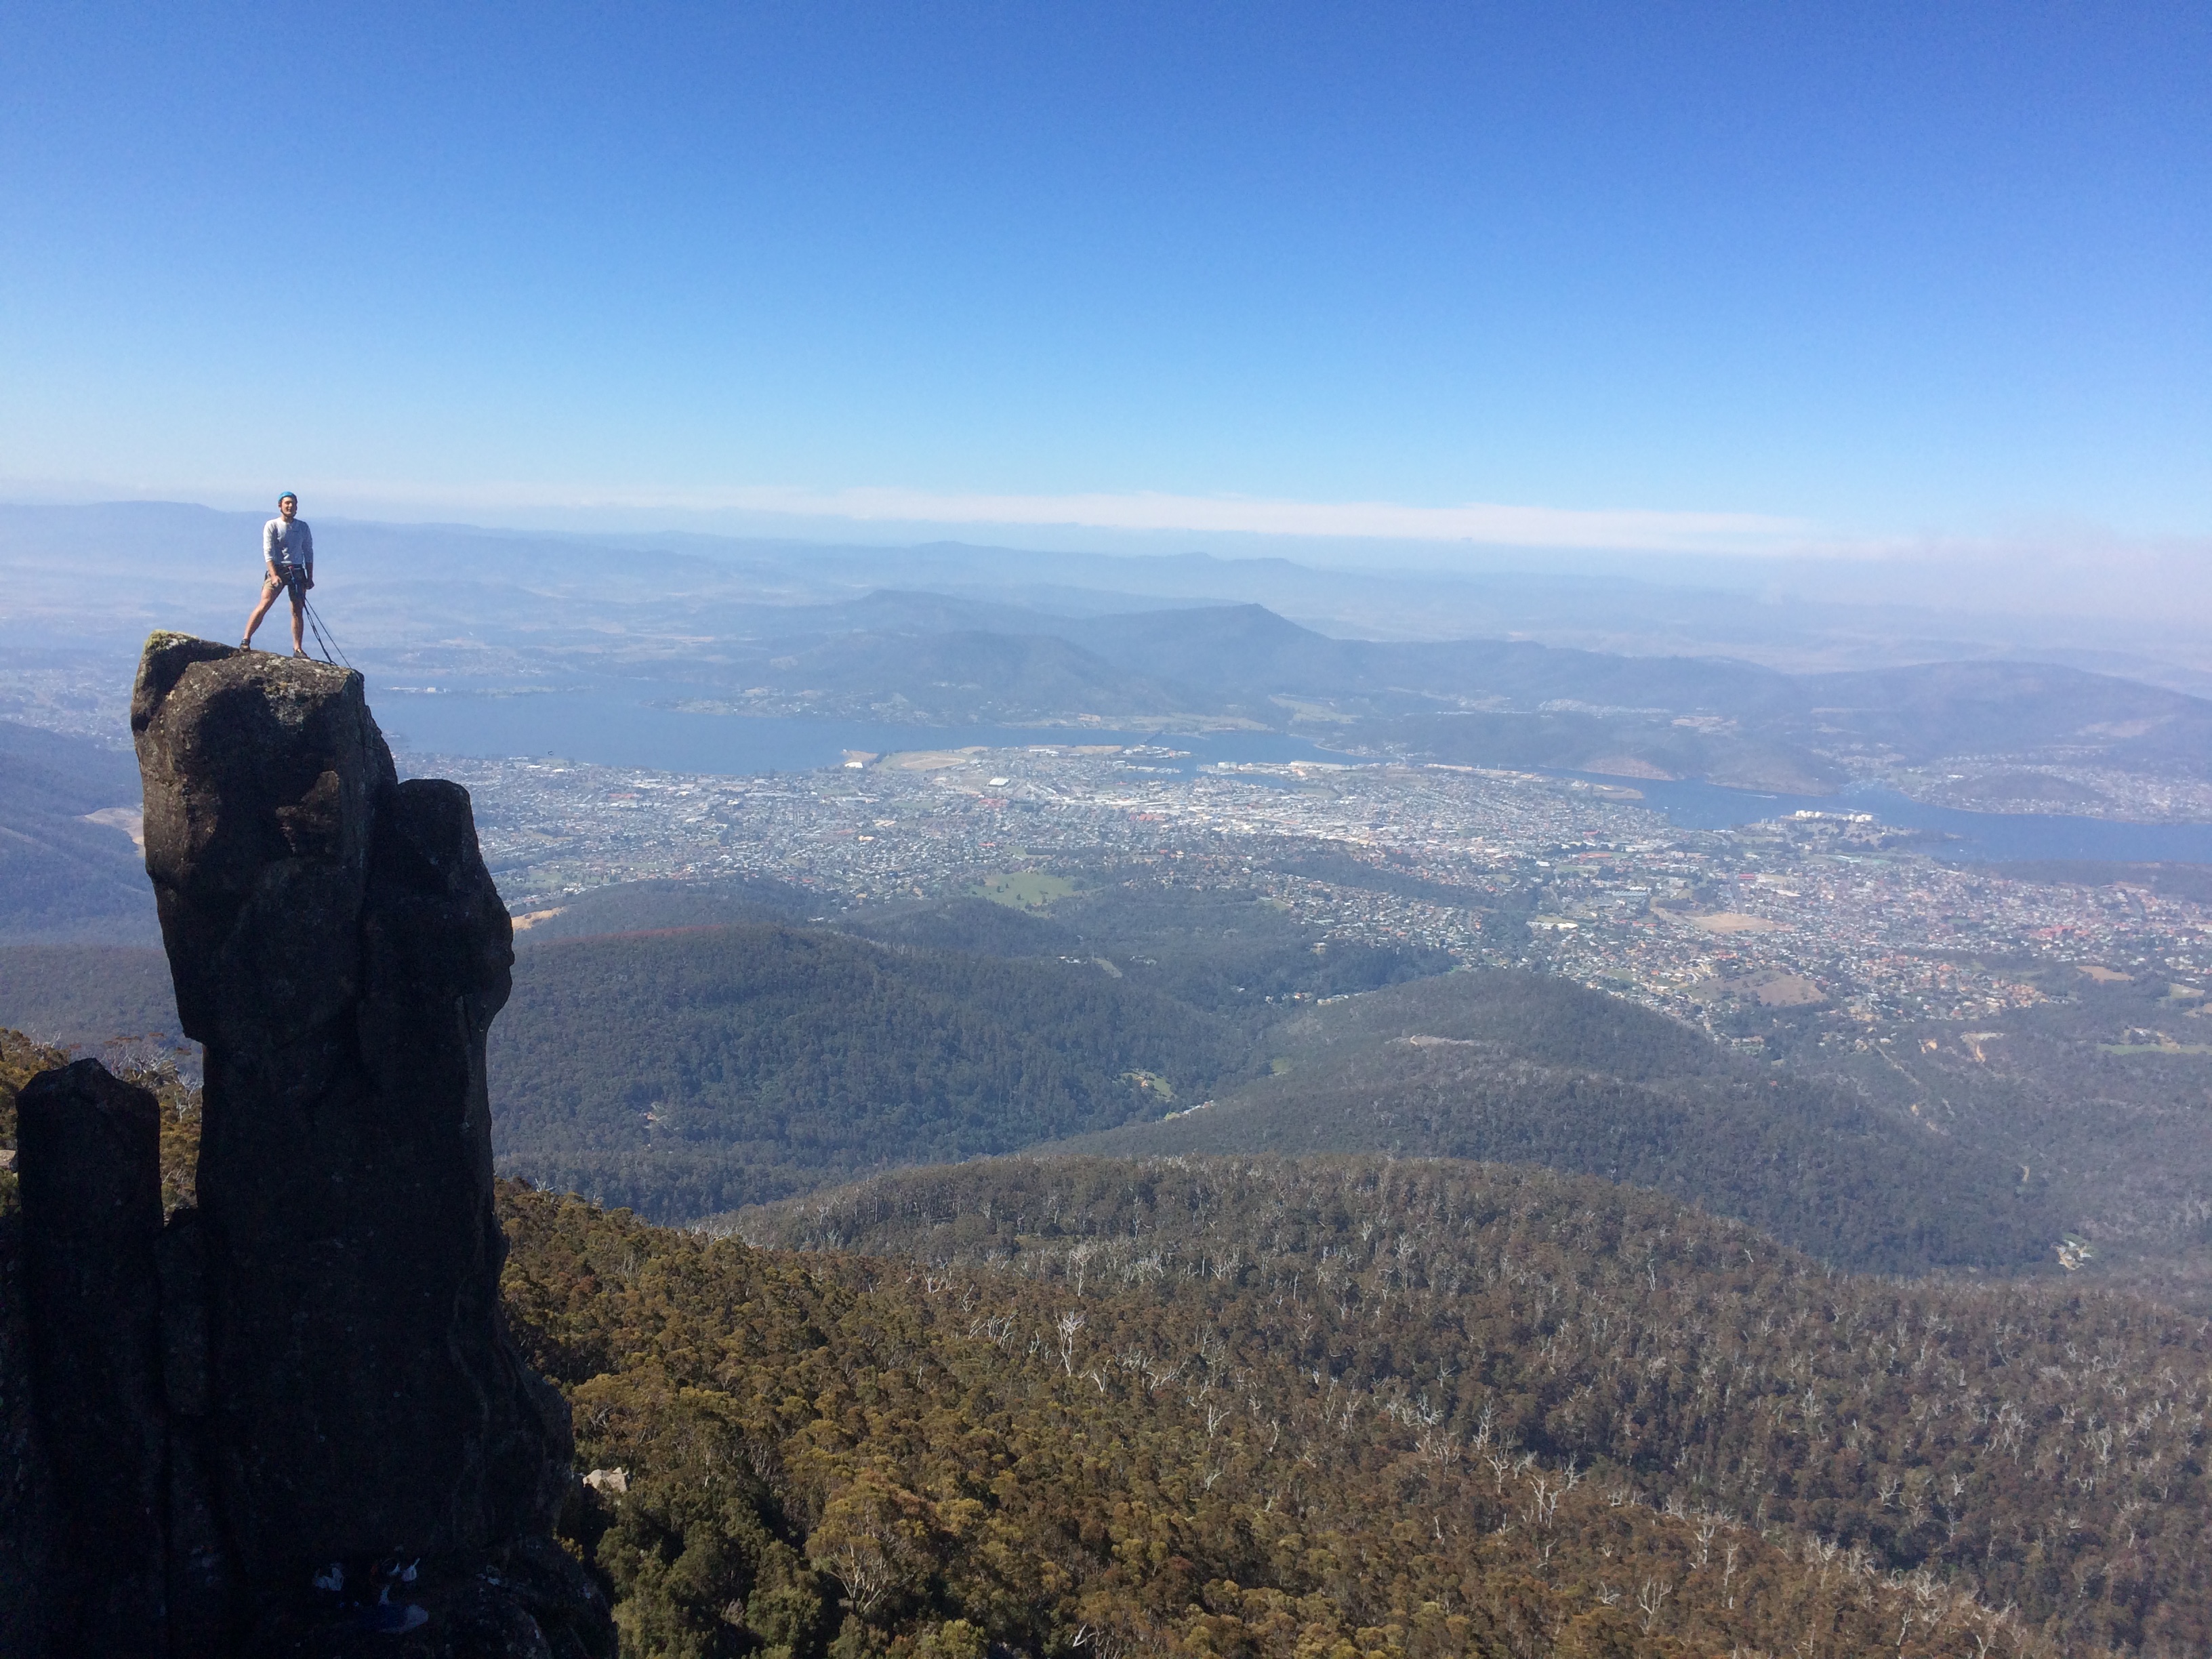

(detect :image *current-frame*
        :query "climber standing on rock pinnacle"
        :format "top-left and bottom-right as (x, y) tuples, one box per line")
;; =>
(242, 491), (314, 655)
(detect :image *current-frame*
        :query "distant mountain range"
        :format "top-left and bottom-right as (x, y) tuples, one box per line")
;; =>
(650, 590), (2212, 796)
(10, 499), (2211, 692)
(7, 501), (2212, 810)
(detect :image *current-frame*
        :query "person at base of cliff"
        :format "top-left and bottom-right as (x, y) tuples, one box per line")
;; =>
(242, 491), (315, 656)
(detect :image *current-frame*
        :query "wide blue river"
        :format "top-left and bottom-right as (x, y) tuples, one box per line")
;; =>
(378, 688), (2212, 866)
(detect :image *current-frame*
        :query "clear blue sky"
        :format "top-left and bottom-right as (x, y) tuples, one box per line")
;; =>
(1, 1), (2205, 552)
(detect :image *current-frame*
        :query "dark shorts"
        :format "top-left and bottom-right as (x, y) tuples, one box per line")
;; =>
(266, 564), (307, 596)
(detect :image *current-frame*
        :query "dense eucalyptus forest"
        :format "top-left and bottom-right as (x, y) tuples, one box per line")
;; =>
(518, 1155), (2207, 1658)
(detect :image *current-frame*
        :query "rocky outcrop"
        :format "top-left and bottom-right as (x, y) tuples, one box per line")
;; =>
(0, 1031), (69, 1659)
(9, 636), (613, 1657)
(16, 1059), (167, 1656)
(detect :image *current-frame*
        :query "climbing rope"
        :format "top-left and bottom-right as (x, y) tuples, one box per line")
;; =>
(285, 570), (354, 671)
(304, 594), (352, 671)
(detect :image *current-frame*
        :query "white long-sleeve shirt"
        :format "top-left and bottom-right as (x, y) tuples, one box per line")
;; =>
(263, 516), (314, 573)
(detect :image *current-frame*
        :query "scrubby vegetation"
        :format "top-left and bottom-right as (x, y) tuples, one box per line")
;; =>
(0, 1029), (68, 1214)
(504, 1155), (2211, 1658)
(0, 1027), (200, 1214)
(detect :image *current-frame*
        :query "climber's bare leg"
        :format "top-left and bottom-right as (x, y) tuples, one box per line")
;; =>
(242, 573), (283, 649)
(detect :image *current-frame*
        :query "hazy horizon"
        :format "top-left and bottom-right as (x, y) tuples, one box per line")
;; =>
(5, 3), (2207, 586)
(6, 489), (2210, 651)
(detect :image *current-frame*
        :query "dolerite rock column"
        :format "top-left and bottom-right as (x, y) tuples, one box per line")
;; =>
(16, 1060), (169, 1657)
(131, 635), (595, 1645)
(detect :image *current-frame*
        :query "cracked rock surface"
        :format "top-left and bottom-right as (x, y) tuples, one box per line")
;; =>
(5, 634), (621, 1658)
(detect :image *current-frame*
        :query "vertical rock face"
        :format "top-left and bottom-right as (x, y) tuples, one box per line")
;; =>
(96, 634), (611, 1656)
(17, 1060), (169, 1657)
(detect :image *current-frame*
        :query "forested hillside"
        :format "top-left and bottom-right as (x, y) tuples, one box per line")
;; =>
(0, 942), (179, 1048)
(1041, 884), (1456, 1018)
(489, 889), (1453, 1221)
(486, 911), (2071, 1272)
(489, 924), (1261, 1218)
(11, 1023), (2207, 1656)
(4, 899), (2083, 1280)
(0, 720), (155, 945)
(725, 1156), (2208, 1655)
(853, 879), (1458, 1023)
(1753, 966), (2212, 1307)
(494, 1154), (2210, 1658)
(1053, 972), (2061, 1274)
